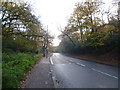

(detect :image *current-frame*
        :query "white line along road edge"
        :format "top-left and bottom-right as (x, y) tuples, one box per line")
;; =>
(50, 57), (53, 65)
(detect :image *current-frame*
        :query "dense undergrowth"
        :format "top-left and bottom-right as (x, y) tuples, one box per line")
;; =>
(2, 52), (42, 88)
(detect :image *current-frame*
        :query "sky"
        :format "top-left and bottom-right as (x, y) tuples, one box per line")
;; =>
(24, 0), (113, 46)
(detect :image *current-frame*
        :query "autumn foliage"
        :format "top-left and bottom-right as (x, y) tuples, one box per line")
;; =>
(58, 0), (120, 55)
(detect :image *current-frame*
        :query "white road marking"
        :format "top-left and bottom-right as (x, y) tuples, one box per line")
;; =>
(69, 60), (86, 67)
(92, 68), (118, 79)
(52, 76), (59, 88)
(69, 60), (74, 63)
(77, 63), (80, 65)
(76, 63), (86, 67)
(50, 57), (53, 65)
(80, 64), (86, 67)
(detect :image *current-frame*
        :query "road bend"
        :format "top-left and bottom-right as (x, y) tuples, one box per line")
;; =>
(50, 53), (119, 88)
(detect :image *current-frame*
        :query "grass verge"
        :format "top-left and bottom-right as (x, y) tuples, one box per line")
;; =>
(2, 52), (42, 88)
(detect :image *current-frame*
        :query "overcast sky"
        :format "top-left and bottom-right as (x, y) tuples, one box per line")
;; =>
(24, 0), (112, 46)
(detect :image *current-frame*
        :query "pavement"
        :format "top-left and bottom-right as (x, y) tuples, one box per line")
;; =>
(24, 55), (54, 88)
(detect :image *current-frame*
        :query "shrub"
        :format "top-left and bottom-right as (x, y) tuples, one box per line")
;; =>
(2, 52), (42, 88)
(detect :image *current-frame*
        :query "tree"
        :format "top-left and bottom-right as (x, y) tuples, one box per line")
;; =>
(58, 0), (120, 54)
(1, 1), (53, 53)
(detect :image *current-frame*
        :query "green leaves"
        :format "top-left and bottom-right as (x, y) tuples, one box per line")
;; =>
(2, 1), (53, 54)
(2, 2), (43, 39)
(2, 52), (42, 88)
(84, 32), (105, 47)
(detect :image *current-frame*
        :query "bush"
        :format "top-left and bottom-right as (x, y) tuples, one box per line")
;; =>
(2, 37), (39, 53)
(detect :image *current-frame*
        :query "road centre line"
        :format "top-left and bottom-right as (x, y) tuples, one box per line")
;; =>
(80, 64), (86, 67)
(62, 57), (118, 79)
(92, 68), (118, 79)
(68, 60), (86, 67)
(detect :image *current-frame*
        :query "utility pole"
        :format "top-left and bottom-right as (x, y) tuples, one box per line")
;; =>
(118, 2), (120, 21)
(44, 25), (49, 58)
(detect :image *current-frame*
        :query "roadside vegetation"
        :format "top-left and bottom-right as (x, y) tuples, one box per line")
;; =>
(1, 1), (53, 88)
(57, 0), (120, 65)
(3, 52), (42, 88)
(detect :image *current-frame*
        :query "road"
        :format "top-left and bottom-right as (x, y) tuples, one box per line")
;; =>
(50, 53), (119, 88)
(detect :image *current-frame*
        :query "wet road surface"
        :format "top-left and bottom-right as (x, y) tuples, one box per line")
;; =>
(50, 53), (119, 88)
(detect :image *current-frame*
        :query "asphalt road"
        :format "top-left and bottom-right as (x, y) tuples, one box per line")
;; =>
(50, 53), (119, 88)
